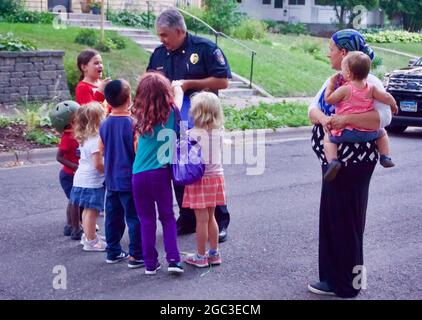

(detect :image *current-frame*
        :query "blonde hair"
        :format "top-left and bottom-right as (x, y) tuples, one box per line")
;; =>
(190, 92), (224, 130)
(73, 102), (105, 145)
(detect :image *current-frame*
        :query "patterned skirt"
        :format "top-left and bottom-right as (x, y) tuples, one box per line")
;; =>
(182, 175), (226, 209)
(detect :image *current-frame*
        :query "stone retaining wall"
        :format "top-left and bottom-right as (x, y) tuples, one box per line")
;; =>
(0, 50), (70, 106)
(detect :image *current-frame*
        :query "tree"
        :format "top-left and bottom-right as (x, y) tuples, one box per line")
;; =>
(203, 0), (241, 33)
(380, 0), (422, 32)
(316, 0), (379, 29)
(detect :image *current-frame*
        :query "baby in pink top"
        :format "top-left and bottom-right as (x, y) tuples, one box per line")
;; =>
(323, 51), (398, 181)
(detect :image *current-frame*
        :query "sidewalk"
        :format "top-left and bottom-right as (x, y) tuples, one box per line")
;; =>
(0, 126), (312, 167)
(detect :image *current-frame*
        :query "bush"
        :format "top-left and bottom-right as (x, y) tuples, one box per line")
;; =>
(108, 10), (155, 29)
(203, 0), (243, 34)
(26, 129), (59, 145)
(64, 61), (80, 99)
(278, 22), (308, 35)
(108, 35), (126, 50)
(0, 0), (23, 17)
(232, 19), (267, 40)
(94, 41), (111, 53)
(3, 10), (54, 24)
(74, 29), (98, 47)
(180, 6), (209, 33)
(0, 32), (37, 51)
(364, 31), (422, 43)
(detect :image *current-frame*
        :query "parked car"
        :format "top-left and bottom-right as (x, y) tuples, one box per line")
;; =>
(383, 57), (422, 133)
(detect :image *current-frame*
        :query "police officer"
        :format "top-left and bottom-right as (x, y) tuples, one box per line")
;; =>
(147, 8), (231, 242)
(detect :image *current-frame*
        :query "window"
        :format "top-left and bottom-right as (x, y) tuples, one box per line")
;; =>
(263, 0), (271, 4)
(288, 0), (305, 5)
(274, 0), (283, 8)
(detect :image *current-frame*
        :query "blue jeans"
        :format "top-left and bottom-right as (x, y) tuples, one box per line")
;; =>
(59, 170), (74, 199)
(105, 190), (143, 260)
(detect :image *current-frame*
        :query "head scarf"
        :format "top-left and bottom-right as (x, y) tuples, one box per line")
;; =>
(332, 29), (375, 61)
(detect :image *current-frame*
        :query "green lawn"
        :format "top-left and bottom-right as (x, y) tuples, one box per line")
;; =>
(369, 42), (422, 57)
(203, 33), (410, 97)
(0, 23), (150, 97)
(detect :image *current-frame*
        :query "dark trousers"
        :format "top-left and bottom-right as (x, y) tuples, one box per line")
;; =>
(319, 162), (375, 298)
(174, 183), (230, 231)
(105, 190), (143, 260)
(132, 168), (180, 270)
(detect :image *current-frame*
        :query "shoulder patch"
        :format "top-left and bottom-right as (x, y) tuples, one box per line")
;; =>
(214, 49), (226, 66)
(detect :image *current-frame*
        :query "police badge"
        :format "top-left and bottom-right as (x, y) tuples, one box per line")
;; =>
(190, 53), (199, 64)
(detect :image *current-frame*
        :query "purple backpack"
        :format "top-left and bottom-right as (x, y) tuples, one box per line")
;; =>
(171, 107), (205, 185)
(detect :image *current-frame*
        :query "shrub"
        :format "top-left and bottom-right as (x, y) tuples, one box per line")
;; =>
(232, 19), (267, 40)
(180, 6), (209, 33)
(0, 32), (37, 51)
(108, 10), (155, 29)
(94, 41), (111, 53)
(364, 31), (422, 43)
(108, 35), (126, 50)
(203, 0), (243, 34)
(74, 29), (98, 47)
(3, 10), (54, 24)
(0, 0), (23, 17)
(278, 22), (308, 35)
(26, 129), (59, 145)
(64, 61), (79, 99)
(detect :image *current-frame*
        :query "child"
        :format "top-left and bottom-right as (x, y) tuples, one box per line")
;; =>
(182, 92), (225, 268)
(131, 72), (183, 275)
(70, 102), (107, 251)
(50, 101), (82, 241)
(323, 51), (398, 181)
(99, 79), (143, 268)
(75, 49), (111, 112)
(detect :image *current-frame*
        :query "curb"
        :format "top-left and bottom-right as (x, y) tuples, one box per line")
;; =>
(0, 126), (313, 165)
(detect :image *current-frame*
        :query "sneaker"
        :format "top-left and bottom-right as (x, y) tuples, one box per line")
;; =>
(80, 233), (104, 245)
(308, 281), (336, 296)
(70, 228), (83, 241)
(128, 257), (145, 269)
(145, 263), (161, 275)
(168, 262), (184, 274)
(207, 252), (222, 266)
(63, 225), (72, 236)
(184, 253), (209, 268)
(95, 224), (100, 232)
(106, 251), (129, 264)
(323, 159), (342, 182)
(83, 237), (106, 252)
(99, 211), (105, 217)
(380, 155), (395, 168)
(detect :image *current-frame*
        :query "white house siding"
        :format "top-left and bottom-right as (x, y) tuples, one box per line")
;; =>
(237, 0), (382, 26)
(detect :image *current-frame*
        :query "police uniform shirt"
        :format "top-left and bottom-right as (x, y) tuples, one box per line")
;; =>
(147, 33), (232, 98)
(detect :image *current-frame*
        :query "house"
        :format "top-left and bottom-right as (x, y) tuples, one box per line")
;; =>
(235, 0), (384, 27)
(24, 0), (202, 14)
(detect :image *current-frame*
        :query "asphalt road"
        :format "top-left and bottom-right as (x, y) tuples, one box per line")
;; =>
(0, 128), (421, 300)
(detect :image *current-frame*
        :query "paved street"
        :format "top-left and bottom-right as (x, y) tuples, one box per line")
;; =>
(0, 128), (421, 300)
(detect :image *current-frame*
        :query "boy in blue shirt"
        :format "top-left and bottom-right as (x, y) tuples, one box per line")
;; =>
(99, 79), (143, 268)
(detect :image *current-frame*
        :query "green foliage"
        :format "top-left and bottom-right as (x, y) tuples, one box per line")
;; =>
(90, 2), (102, 9)
(74, 29), (98, 46)
(108, 34), (126, 50)
(363, 31), (422, 43)
(16, 103), (52, 130)
(223, 102), (310, 130)
(108, 10), (155, 29)
(380, 0), (422, 32)
(315, 0), (379, 28)
(180, 6), (209, 33)
(203, 0), (242, 34)
(0, 32), (36, 51)
(94, 41), (111, 52)
(290, 39), (328, 64)
(26, 129), (59, 145)
(371, 55), (383, 69)
(1, 9), (54, 24)
(0, 0), (24, 17)
(0, 116), (17, 127)
(278, 23), (308, 35)
(232, 19), (267, 40)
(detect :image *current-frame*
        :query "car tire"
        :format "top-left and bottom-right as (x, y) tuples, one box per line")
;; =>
(386, 125), (408, 134)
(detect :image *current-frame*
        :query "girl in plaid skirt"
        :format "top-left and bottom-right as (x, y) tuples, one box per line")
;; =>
(183, 92), (226, 268)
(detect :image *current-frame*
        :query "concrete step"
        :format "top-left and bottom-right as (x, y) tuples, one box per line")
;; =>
(220, 88), (255, 97)
(125, 34), (159, 41)
(66, 13), (103, 21)
(135, 40), (162, 50)
(66, 19), (112, 27)
(228, 80), (249, 89)
(118, 29), (152, 36)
